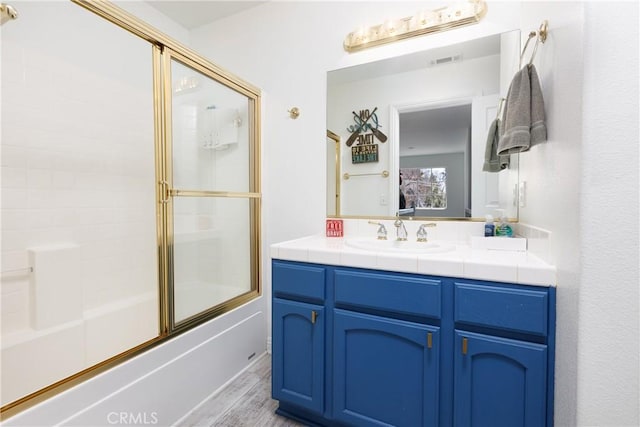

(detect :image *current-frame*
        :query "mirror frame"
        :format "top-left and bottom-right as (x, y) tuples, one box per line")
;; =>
(327, 129), (341, 216)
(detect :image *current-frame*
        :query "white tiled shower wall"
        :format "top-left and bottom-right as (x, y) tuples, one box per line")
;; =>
(1, 2), (159, 403)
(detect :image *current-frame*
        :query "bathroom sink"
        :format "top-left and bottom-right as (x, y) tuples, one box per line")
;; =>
(345, 238), (455, 254)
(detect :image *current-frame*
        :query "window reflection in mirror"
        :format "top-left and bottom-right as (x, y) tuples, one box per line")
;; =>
(327, 30), (521, 220)
(400, 167), (448, 217)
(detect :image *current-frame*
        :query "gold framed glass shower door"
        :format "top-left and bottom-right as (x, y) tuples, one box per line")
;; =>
(161, 50), (261, 332)
(1, 1), (262, 418)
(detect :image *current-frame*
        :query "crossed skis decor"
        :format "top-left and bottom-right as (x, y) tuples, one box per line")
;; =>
(347, 107), (388, 164)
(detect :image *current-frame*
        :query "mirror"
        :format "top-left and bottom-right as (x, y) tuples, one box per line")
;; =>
(327, 30), (520, 220)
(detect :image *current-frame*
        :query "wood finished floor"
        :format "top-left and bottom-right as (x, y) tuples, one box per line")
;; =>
(179, 353), (307, 426)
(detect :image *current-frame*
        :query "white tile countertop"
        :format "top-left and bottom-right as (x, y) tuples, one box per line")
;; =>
(270, 234), (556, 287)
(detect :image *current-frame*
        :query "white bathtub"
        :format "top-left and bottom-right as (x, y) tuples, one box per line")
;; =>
(1, 292), (158, 406)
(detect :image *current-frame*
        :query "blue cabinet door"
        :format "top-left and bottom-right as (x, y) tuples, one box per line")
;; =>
(272, 298), (325, 415)
(333, 309), (440, 427)
(454, 330), (547, 427)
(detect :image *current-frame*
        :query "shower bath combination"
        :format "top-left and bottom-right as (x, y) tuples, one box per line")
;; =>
(0, 1), (261, 419)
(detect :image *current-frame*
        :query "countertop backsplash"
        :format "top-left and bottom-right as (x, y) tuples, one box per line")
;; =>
(514, 222), (553, 264)
(334, 219), (552, 263)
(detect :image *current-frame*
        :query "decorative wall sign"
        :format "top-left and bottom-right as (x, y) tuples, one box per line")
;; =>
(351, 144), (379, 163)
(346, 108), (388, 147)
(347, 107), (388, 164)
(326, 219), (344, 237)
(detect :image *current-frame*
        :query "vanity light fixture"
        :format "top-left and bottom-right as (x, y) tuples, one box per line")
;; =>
(343, 0), (487, 53)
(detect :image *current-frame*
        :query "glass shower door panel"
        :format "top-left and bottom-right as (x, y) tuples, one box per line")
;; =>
(172, 197), (253, 323)
(0, 2), (158, 407)
(171, 59), (251, 193)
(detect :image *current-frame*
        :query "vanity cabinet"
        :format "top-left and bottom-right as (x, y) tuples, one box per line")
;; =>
(272, 299), (325, 415)
(271, 260), (556, 427)
(452, 281), (553, 427)
(453, 331), (547, 427)
(333, 310), (440, 427)
(332, 269), (442, 427)
(272, 262), (326, 416)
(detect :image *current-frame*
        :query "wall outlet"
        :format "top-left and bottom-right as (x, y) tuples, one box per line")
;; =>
(379, 194), (387, 206)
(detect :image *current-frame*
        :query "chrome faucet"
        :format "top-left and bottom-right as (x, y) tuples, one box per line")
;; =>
(416, 223), (437, 242)
(394, 216), (408, 241)
(368, 221), (388, 240)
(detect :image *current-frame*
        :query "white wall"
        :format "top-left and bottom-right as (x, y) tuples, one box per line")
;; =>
(578, 2), (639, 425)
(191, 2), (639, 426)
(517, 2), (639, 426)
(515, 4), (585, 425)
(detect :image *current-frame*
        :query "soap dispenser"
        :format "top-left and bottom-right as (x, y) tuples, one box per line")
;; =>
(495, 215), (514, 237)
(484, 215), (495, 237)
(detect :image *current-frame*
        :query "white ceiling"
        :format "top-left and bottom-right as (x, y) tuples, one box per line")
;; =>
(399, 104), (472, 157)
(146, 1), (266, 29)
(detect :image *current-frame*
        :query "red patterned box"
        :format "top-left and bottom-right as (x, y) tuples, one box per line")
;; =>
(325, 219), (344, 237)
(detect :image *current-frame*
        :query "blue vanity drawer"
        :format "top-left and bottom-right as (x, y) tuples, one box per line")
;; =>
(454, 282), (549, 336)
(334, 269), (441, 319)
(272, 261), (325, 303)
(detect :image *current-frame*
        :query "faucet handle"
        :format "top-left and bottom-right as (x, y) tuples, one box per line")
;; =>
(368, 221), (388, 240)
(417, 223), (437, 242)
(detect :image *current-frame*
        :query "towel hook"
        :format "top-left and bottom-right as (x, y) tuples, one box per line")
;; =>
(538, 20), (548, 43)
(519, 20), (549, 68)
(288, 107), (300, 119)
(1, 3), (18, 25)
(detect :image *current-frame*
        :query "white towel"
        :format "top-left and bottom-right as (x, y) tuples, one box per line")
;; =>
(498, 64), (547, 155)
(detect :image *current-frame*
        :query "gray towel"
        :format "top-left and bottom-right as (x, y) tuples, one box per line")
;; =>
(482, 118), (510, 172)
(498, 64), (547, 155)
